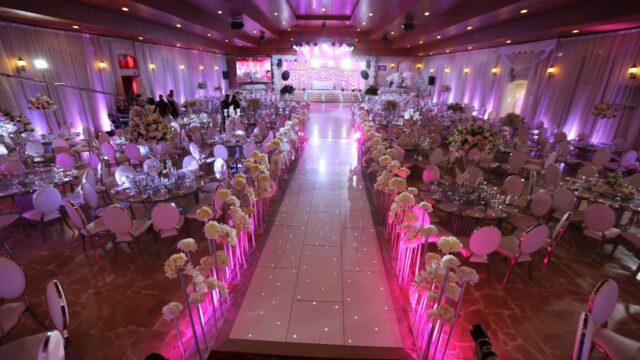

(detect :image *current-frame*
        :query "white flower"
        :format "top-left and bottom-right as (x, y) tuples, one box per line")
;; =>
(441, 255), (461, 269)
(164, 253), (188, 279)
(177, 238), (198, 253)
(424, 253), (442, 267)
(162, 302), (183, 321)
(204, 221), (220, 240)
(456, 266), (479, 285)
(388, 177), (407, 192)
(408, 187), (418, 196)
(189, 292), (205, 304)
(427, 290), (439, 302)
(216, 250), (230, 267)
(436, 303), (455, 323)
(421, 225), (438, 237)
(397, 167), (411, 179)
(196, 207), (213, 222)
(445, 283), (462, 299)
(419, 202), (433, 213)
(216, 188), (232, 201)
(437, 236), (462, 254)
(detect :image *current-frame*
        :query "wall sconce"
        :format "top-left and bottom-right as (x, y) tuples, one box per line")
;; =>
(149, 62), (156, 71)
(444, 67), (450, 73)
(97, 60), (107, 70)
(390, 63), (396, 69)
(546, 65), (557, 77)
(179, 64), (185, 70)
(491, 66), (499, 75)
(199, 65), (204, 71)
(214, 66), (219, 71)
(416, 64), (423, 69)
(463, 67), (470, 75)
(16, 57), (26, 73)
(629, 63), (638, 79)
(429, 68), (434, 73)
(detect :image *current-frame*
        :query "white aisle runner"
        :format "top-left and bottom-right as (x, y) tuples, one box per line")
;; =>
(226, 104), (406, 358)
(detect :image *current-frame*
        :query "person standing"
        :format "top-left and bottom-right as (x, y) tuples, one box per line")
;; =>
(220, 94), (231, 133)
(167, 89), (179, 118)
(153, 94), (169, 118)
(230, 94), (241, 112)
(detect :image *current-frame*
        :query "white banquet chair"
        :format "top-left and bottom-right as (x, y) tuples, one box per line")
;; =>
(587, 279), (640, 359)
(25, 141), (49, 165)
(143, 157), (161, 174)
(0, 256), (28, 340)
(577, 164), (598, 179)
(151, 203), (184, 239)
(214, 144), (229, 161)
(123, 143), (146, 166)
(543, 163), (562, 189)
(64, 200), (106, 257)
(101, 142), (127, 167)
(55, 152), (76, 170)
(182, 155), (200, 172)
(243, 142), (258, 159)
(551, 188), (578, 221)
(502, 175), (525, 198)
(114, 164), (136, 186)
(496, 224), (549, 285)
(582, 203), (621, 255)
(0, 143), (8, 156)
(591, 148), (611, 170)
(542, 211), (572, 273)
(500, 151), (527, 175)
(458, 226), (501, 280)
(421, 165), (440, 186)
(46, 280), (70, 341)
(21, 186), (62, 240)
(101, 205), (152, 250)
(507, 189), (552, 230)
(571, 311), (594, 360)
(0, 330), (65, 360)
(605, 150), (637, 172)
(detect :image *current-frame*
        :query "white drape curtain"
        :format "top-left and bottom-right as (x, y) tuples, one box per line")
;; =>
(0, 22), (228, 134)
(422, 30), (640, 148)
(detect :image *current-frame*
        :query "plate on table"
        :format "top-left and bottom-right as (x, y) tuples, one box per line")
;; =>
(129, 194), (147, 202)
(464, 208), (485, 218)
(487, 209), (508, 218)
(438, 203), (459, 212)
(500, 205), (518, 214)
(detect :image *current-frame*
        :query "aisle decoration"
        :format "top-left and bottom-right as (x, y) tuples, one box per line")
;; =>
(592, 103), (623, 119)
(0, 111), (34, 135)
(27, 94), (57, 110)
(127, 107), (173, 143)
(197, 82), (208, 90)
(162, 301), (187, 358)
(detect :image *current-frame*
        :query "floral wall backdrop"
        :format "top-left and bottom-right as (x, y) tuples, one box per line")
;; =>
(421, 29), (640, 148)
(0, 22), (228, 134)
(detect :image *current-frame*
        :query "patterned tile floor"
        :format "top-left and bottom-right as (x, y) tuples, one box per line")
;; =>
(1, 103), (639, 360)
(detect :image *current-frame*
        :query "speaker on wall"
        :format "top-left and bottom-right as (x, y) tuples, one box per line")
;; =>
(222, 71), (229, 80)
(428, 76), (436, 86)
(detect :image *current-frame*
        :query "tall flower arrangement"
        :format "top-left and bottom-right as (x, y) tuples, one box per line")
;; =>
(127, 107), (173, 144)
(0, 110), (34, 135)
(447, 121), (501, 159)
(592, 103), (623, 119)
(27, 94), (57, 110)
(500, 112), (524, 129)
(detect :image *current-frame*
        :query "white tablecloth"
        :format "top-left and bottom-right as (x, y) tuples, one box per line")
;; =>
(311, 81), (334, 90)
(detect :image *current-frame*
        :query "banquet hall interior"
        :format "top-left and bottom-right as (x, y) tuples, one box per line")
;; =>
(0, 0), (639, 359)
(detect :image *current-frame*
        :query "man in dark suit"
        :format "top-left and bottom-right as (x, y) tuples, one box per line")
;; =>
(153, 94), (169, 118)
(220, 94), (231, 133)
(167, 89), (179, 118)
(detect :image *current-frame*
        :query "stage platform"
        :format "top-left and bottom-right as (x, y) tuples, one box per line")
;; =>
(291, 90), (362, 103)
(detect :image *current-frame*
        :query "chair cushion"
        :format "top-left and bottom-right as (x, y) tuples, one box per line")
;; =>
(496, 236), (532, 262)
(508, 214), (538, 229)
(63, 192), (85, 205)
(130, 220), (152, 238)
(0, 301), (27, 337)
(82, 218), (107, 236)
(592, 327), (640, 360)
(22, 209), (60, 222)
(583, 227), (622, 241)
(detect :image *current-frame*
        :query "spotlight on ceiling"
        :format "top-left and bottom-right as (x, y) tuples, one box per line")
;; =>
(230, 15), (244, 30)
(258, 31), (266, 44)
(382, 33), (390, 42)
(402, 18), (415, 32)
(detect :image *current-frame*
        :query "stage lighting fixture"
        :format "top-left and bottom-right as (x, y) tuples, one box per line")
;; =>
(403, 19), (415, 32)
(230, 15), (244, 30)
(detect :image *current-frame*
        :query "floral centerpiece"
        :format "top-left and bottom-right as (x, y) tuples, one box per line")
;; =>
(404, 109), (421, 121)
(592, 173), (635, 200)
(446, 103), (465, 114)
(182, 99), (197, 109)
(592, 103), (623, 119)
(382, 99), (399, 112)
(448, 121), (501, 158)
(28, 94), (57, 110)
(440, 84), (452, 94)
(500, 112), (524, 129)
(246, 98), (262, 112)
(280, 84), (295, 95)
(364, 85), (379, 96)
(0, 110), (34, 135)
(127, 107), (173, 144)
(197, 82), (207, 90)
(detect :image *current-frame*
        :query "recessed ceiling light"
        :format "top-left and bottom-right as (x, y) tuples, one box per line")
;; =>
(138, 36), (144, 40)
(217, 10), (222, 14)
(357, 28), (361, 32)
(467, 26), (473, 30)
(419, 40), (424, 44)
(468, 46), (473, 50)
(424, 11), (430, 16)
(436, 35), (441, 39)
(121, 7), (129, 11)
(390, 31), (395, 35)
(274, 12), (278, 16)
(287, 28), (291, 31)
(253, 30), (257, 33)
(72, 25), (79, 29)
(406, 45), (410, 48)
(362, 22), (366, 25)
(429, 52), (433, 55)
(34, 59), (48, 69)
(207, 33), (211, 37)
(225, 39), (229, 42)
(505, 40), (512, 44)
(176, 24), (182, 28)
(520, 9), (528, 14)
(572, 29), (580, 33)
(368, 13), (373, 16)
(446, 49), (450, 53)
(177, 43), (181, 47)
(355, 38), (358, 42)
(321, 8), (326, 12)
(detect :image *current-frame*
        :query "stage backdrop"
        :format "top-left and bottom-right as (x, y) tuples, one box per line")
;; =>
(421, 29), (640, 148)
(0, 21), (228, 134)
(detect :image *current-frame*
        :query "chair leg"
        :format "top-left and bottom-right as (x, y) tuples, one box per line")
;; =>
(485, 262), (491, 284)
(502, 258), (518, 286)
(609, 242), (620, 257)
(542, 247), (552, 274)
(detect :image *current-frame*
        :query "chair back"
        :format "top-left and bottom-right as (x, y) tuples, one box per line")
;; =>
(26, 141), (45, 156)
(422, 165), (440, 184)
(0, 143), (8, 156)
(213, 158), (228, 179)
(428, 148), (443, 165)
(619, 150), (637, 167)
(170, 122), (180, 133)
(0, 256), (26, 298)
(572, 312), (594, 360)
(543, 151), (558, 169)
(0, 160), (25, 174)
(46, 280), (69, 333)
(243, 142), (258, 158)
(577, 165), (598, 179)
(588, 279), (618, 326)
(102, 206), (133, 239)
(392, 145), (404, 162)
(192, 131), (203, 147)
(552, 211), (572, 242)
(151, 203), (181, 231)
(123, 143), (142, 163)
(628, 173), (640, 188)
(82, 169), (97, 187)
(584, 203), (615, 232)
(519, 224), (549, 255)
(52, 139), (70, 153)
(182, 155), (199, 171)
(556, 141), (571, 159)
(469, 226), (501, 256)
(80, 183), (100, 210)
(530, 189), (552, 217)
(544, 164), (562, 187)
(591, 148), (611, 167)
(64, 200), (87, 231)
(508, 151), (527, 170)
(33, 186), (62, 214)
(55, 152), (75, 169)
(98, 133), (110, 145)
(503, 175), (525, 197)
(552, 188), (576, 214)
(189, 142), (201, 160)
(467, 166), (483, 184)
(89, 153), (101, 170)
(214, 144), (229, 160)
(143, 158), (161, 174)
(100, 142), (116, 162)
(114, 165), (136, 185)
